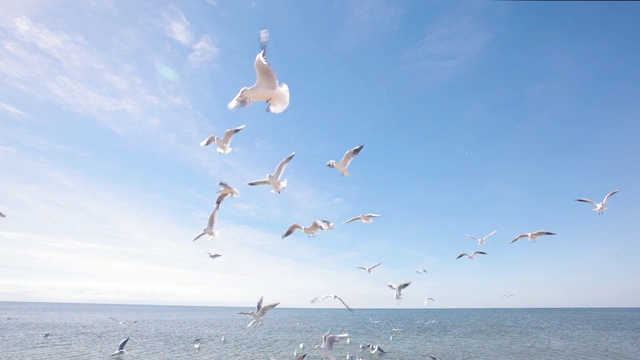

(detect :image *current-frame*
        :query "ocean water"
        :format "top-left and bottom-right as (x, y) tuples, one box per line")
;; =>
(1, 302), (638, 359)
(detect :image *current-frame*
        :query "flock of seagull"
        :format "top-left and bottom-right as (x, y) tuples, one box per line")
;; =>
(0, 27), (623, 360)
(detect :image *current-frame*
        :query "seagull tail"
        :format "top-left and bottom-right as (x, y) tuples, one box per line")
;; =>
(212, 231), (220, 239)
(267, 83), (290, 114)
(279, 178), (288, 190)
(217, 147), (231, 154)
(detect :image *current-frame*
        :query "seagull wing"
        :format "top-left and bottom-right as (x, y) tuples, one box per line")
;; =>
(256, 296), (264, 312)
(339, 144), (364, 168)
(218, 181), (231, 190)
(309, 220), (325, 231)
(463, 233), (480, 241)
(282, 223), (303, 239)
(386, 283), (397, 290)
(533, 230), (556, 236)
(574, 198), (597, 205)
(258, 302), (279, 316)
(227, 90), (253, 110)
(370, 262), (382, 270)
(357, 266), (368, 271)
(472, 251), (487, 256)
(247, 179), (270, 186)
(484, 230), (498, 239)
(311, 294), (331, 303)
(335, 295), (354, 312)
(200, 135), (216, 146)
(118, 337), (129, 351)
(207, 207), (218, 228)
(254, 50), (278, 89)
(343, 215), (361, 224)
(510, 234), (527, 244)
(193, 231), (206, 242)
(456, 252), (469, 259)
(215, 193), (229, 209)
(295, 354), (307, 360)
(602, 189), (620, 204)
(273, 152), (295, 179)
(221, 124), (246, 144)
(397, 281), (411, 291)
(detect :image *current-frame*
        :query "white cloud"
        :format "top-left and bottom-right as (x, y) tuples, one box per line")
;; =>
(164, 12), (193, 45)
(188, 35), (219, 68)
(344, 0), (402, 43)
(0, 102), (26, 117)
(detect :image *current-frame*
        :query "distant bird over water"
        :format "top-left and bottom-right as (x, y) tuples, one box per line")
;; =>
(464, 230), (497, 245)
(456, 251), (487, 260)
(206, 252), (221, 259)
(326, 144), (364, 176)
(387, 281), (411, 306)
(192, 207), (219, 241)
(510, 230), (556, 244)
(200, 124), (246, 154)
(575, 189), (620, 214)
(111, 337), (129, 357)
(315, 331), (349, 360)
(343, 213), (380, 224)
(227, 28), (290, 114)
(357, 262), (382, 274)
(311, 294), (353, 312)
(248, 152), (295, 193)
(239, 296), (279, 328)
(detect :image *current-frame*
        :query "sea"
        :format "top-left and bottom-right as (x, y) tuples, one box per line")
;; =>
(1, 302), (638, 359)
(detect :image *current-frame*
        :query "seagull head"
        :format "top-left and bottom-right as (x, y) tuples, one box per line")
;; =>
(325, 160), (336, 168)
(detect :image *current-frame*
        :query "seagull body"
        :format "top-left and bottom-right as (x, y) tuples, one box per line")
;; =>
(510, 230), (556, 244)
(282, 220), (329, 239)
(387, 281), (411, 306)
(200, 124), (246, 154)
(357, 262), (382, 274)
(311, 294), (353, 312)
(456, 251), (487, 260)
(326, 145), (364, 176)
(228, 29), (289, 114)
(217, 182), (240, 197)
(111, 337), (129, 357)
(206, 252), (222, 259)
(424, 297), (435, 305)
(248, 152), (295, 193)
(464, 230), (497, 245)
(575, 189), (620, 214)
(193, 207), (219, 241)
(239, 296), (279, 328)
(314, 332), (349, 360)
(343, 213), (380, 224)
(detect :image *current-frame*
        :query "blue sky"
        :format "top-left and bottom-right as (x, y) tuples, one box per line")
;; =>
(1, 0), (639, 309)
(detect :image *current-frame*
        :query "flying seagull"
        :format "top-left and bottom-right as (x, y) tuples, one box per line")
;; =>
(575, 189), (620, 214)
(502, 294), (515, 298)
(227, 28), (289, 114)
(387, 281), (411, 306)
(311, 294), (353, 312)
(343, 213), (380, 224)
(386, 320), (403, 332)
(357, 262), (382, 274)
(510, 230), (556, 244)
(369, 317), (380, 324)
(326, 144), (364, 176)
(248, 152), (295, 193)
(206, 252), (221, 259)
(215, 182), (240, 208)
(239, 296), (279, 328)
(370, 345), (387, 354)
(424, 297), (435, 305)
(0, 212), (5, 218)
(200, 124), (246, 154)
(464, 230), (497, 245)
(314, 331), (349, 360)
(192, 207), (219, 241)
(282, 220), (329, 239)
(416, 269), (428, 274)
(111, 337), (129, 357)
(456, 250), (487, 260)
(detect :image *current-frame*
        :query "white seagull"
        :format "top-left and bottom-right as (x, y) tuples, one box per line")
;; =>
(217, 182), (240, 197)
(416, 269), (428, 274)
(369, 317), (381, 324)
(314, 331), (349, 360)
(464, 230), (497, 245)
(387, 281), (411, 306)
(248, 152), (295, 193)
(370, 345), (387, 354)
(239, 296), (279, 328)
(357, 262), (382, 274)
(424, 297), (435, 305)
(227, 28), (289, 114)
(343, 213), (380, 224)
(456, 250), (487, 260)
(326, 144), (364, 176)
(510, 230), (556, 244)
(200, 124), (246, 154)
(192, 207), (219, 241)
(311, 294), (353, 312)
(282, 220), (329, 239)
(575, 189), (620, 214)
(111, 337), (129, 357)
(206, 252), (221, 259)
(386, 321), (403, 333)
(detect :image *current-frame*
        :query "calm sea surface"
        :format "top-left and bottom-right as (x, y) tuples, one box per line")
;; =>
(1, 302), (638, 359)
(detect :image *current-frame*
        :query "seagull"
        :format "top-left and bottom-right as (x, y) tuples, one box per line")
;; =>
(192, 207), (219, 241)
(424, 297), (435, 305)
(206, 252), (222, 259)
(314, 331), (349, 360)
(464, 230), (497, 245)
(111, 337), (129, 357)
(357, 262), (382, 274)
(239, 296), (279, 328)
(0, 212), (5, 218)
(43, 332), (51, 337)
(343, 213), (380, 224)
(320, 219), (334, 230)
(416, 269), (428, 274)
(456, 251), (487, 260)
(193, 339), (201, 350)
(510, 230), (556, 244)
(369, 317), (380, 324)
(227, 28), (289, 114)
(248, 152), (295, 193)
(387, 281), (411, 306)
(221, 336), (225, 343)
(428, 355), (439, 360)
(311, 294), (353, 312)
(575, 189), (620, 214)
(370, 344), (386, 354)
(217, 182), (240, 197)
(200, 124), (246, 154)
(502, 294), (515, 298)
(326, 145), (364, 176)
(386, 321), (402, 333)
(282, 220), (329, 239)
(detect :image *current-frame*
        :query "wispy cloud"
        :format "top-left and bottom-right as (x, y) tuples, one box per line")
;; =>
(188, 35), (219, 68)
(163, 11), (193, 45)
(0, 102), (27, 117)
(344, 0), (402, 43)
(404, 3), (492, 79)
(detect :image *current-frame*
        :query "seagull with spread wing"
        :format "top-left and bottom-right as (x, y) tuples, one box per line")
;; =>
(314, 331), (349, 360)
(248, 152), (295, 193)
(387, 281), (411, 306)
(326, 144), (364, 176)
(200, 124), (246, 154)
(575, 189), (620, 214)
(343, 213), (380, 224)
(110, 337), (129, 357)
(510, 230), (556, 244)
(311, 294), (353, 312)
(227, 28), (289, 114)
(239, 296), (280, 328)
(456, 250), (487, 260)
(464, 230), (497, 245)
(192, 207), (219, 241)
(357, 262), (382, 274)
(282, 220), (330, 239)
